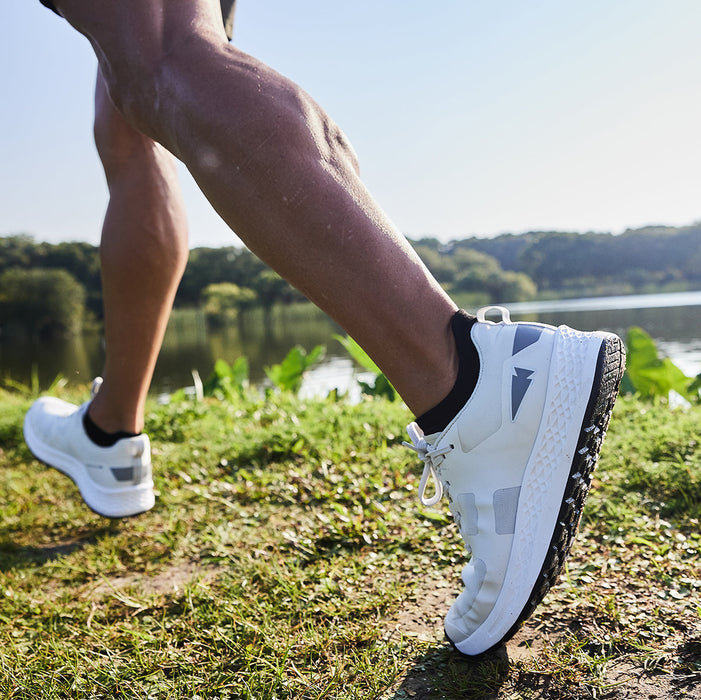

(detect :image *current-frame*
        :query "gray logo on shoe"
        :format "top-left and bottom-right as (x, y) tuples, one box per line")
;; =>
(512, 325), (543, 355)
(511, 367), (534, 421)
(493, 486), (521, 534)
(111, 466), (136, 483)
(510, 326), (542, 420)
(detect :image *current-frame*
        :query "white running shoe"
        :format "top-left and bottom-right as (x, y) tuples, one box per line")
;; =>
(23, 382), (154, 518)
(405, 306), (625, 656)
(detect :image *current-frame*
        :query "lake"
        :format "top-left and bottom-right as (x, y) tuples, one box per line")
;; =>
(2, 290), (701, 397)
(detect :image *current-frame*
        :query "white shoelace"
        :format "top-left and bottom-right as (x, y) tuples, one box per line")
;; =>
(403, 422), (454, 507)
(91, 377), (103, 398)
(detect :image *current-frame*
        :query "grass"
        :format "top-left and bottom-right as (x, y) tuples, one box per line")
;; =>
(0, 384), (700, 699)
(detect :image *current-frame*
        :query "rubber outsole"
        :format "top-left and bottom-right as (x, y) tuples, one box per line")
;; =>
(448, 333), (626, 657)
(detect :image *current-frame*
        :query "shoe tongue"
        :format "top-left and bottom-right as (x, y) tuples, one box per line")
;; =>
(423, 431), (441, 446)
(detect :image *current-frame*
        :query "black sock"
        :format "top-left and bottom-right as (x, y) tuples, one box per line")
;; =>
(415, 309), (480, 435)
(83, 410), (139, 447)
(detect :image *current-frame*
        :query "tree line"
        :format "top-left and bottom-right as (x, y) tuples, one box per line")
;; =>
(461, 224), (701, 296)
(1, 223), (700, 335)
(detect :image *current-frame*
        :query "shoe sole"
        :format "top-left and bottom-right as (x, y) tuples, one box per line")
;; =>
(24, 419), (155, 519)
(448, 330), (626, 656)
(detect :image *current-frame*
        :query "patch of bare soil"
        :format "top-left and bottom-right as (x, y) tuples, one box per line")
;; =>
(88, 559), (220, 600)
(383, 570), (701, 700)
(388, 577), (454, 643)
(510, 622), (701, 700)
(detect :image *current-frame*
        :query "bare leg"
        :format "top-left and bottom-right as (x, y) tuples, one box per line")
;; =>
(56, 0), (458, 416)
(89, 69), (189, 433)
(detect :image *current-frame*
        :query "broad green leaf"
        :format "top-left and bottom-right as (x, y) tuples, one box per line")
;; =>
(265, 345), (325, 393)
(203, 357), (249, 399)
(624, 327), (692, 399)
(334, 334), (381, 373)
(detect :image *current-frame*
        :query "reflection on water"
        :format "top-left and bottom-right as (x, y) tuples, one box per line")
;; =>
(0, 329), (104, 390)
(2, 291), (701, 394)
(155, 305), (350, 394)
(506, 298), (701, 379)
(506, 290), (701, 314)
(0, 304), (352, 394)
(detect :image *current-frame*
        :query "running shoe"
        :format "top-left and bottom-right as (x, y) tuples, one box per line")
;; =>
(23, 380), (154, 518)
(404, 306), (625, 656)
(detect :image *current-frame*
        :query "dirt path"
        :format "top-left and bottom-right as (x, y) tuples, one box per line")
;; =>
(384, 570), (701, 699)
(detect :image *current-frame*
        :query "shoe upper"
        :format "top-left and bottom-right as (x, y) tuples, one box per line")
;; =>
(424, 317), (558, 637)
(405, 307), (609, 654)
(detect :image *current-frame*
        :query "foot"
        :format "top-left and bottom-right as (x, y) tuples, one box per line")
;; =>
(23, 382), (154, 518)
(404, 306), (625, 656)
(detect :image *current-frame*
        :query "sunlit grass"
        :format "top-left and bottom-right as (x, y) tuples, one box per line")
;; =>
(0, 386), (699, 698)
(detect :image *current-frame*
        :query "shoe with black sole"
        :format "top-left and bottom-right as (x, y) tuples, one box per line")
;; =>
(404, 306), (625, 656)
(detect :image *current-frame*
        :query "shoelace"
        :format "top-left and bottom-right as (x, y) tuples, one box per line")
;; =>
(403, 422), (454, 507)
(91, 377), (103, 399)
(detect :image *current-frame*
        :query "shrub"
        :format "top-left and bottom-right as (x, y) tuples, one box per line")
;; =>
(0, 267), (86, 336)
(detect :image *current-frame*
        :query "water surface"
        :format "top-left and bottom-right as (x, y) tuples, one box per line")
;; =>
(2, 291), (700, 395)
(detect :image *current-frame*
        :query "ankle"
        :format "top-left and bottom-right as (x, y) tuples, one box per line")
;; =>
(88, 391), (143, 435)
(415, 310), (479, 435)
(83, 409), (140, 447)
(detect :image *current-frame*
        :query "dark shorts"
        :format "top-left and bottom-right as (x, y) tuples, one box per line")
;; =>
(39, 0), (237, 40)
(220, 0), (237, 40)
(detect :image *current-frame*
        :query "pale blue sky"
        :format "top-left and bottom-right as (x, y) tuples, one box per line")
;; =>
(2, 0), (700, 247)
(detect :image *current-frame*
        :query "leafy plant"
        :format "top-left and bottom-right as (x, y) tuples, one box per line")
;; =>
(334, 334), (397, 401)
(265, 344), (325, 393)
(2, 369), (66, 399)
(203, 357), (250, 400)
(622, 327), (697, 401)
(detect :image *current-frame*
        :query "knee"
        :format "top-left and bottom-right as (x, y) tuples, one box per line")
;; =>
(93, 44), (172, 147)
(94, 75), (145, 172)
(93, 70), (173, 186)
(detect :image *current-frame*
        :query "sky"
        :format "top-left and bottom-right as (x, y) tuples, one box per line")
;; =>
(2, 0), (701, 248)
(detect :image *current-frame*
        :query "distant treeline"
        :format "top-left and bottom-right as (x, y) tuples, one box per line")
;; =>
(1, 223), (700, 335)
(457, 224), (701, 296)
